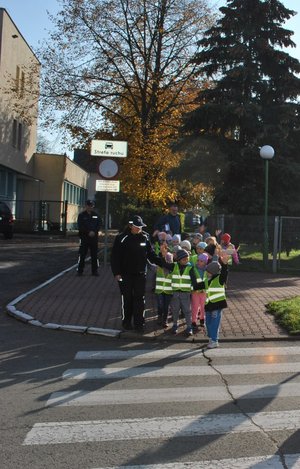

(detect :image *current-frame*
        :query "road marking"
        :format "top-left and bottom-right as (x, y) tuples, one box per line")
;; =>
(92, 454), (300, 468)
(62, 362), (300, 380)
(75, 349), (201, 360)
(46, 382), (300, 407)
(23, 409), (300, 445)
(75, 346), (300, 360)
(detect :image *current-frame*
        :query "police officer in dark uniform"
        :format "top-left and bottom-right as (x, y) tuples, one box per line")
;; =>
(77, 200), (101, 276)
(111, 215), (163, 332)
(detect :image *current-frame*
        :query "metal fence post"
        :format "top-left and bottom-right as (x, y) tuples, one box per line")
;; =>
(103, 191), (109, 266)
(272, 216), (279, 273)
(62, 200), (68, 236)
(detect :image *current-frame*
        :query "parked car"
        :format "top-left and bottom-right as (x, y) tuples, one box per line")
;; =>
(0, 201), (14, 239)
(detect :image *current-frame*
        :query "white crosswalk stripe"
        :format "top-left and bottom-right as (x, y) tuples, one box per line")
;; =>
(93, 455), (300, 469)
(23, 345), (300, 468)
(22, 409), (300, 445)
(46, 382), (300, 407)
(62, 361), (300, 379)
(75, 346), (300, 360)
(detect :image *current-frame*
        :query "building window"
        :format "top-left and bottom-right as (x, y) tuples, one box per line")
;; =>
(0, 169), (15, 198)
(12, 119), (23, 150)
(17, 122), (22, 150)
(63, 181), (87, 206)
(15, 65), (25, 97)
(0, 170), (6, 197)
(20, 71), (25, 98)
(15, 65), (20, 93)
(12, 120), (17, 147)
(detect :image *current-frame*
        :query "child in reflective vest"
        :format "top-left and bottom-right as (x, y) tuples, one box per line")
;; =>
(205, 253), (229, 349)
(155, 252), (173, 329)
(161, 248), (201, 337)
(191, 253), (209, 332)
(190, 241), (207, 266)
(191, 233), (203, 255)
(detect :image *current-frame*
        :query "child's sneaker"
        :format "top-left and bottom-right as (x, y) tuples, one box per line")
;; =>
(192, 322), (199, 333)
(171, 324), (178, 334)
(163, 322), (168, 330)
(207, 340), (219, 349)
(200, 319), (205, 327)
(184, 326), (193, 336)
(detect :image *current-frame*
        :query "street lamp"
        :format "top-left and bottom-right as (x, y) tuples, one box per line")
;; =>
(259, 145), (275, 269)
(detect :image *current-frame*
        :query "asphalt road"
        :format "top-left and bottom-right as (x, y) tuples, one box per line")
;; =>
(0, 234), (79, 304)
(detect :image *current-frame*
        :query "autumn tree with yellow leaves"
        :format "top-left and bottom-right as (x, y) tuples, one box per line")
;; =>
(37, 0), (215, 206)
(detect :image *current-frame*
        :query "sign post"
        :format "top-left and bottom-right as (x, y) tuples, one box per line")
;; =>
(92, 140), (127, 265)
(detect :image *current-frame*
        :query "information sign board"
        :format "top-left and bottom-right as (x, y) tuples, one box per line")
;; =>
(91, 140), (128, 158)
(95, 179), (120, 192)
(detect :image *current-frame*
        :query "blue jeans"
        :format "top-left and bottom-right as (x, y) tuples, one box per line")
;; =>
(170, 291), (192, 328)
(205, 309), (222, 342)
(156, 293), (172, 323)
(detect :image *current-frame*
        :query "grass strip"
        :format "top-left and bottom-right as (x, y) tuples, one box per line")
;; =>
(266, 297), (300, 334)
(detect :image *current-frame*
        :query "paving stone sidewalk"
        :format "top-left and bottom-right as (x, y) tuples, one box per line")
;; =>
(7, 264), (300, 342)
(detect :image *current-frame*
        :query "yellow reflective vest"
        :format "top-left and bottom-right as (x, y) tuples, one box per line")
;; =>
(155, 267), (173, 294)
(206, 276), (226, 303)
(171, 263), (192, 292)
(193, 268), (208, 293)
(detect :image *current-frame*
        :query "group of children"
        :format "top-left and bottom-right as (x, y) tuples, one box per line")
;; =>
(152, 230), (239, 348)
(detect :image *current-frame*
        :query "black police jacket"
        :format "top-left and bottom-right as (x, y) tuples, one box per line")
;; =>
(111, 229), (163, 276)
(77, 210), (101, 237)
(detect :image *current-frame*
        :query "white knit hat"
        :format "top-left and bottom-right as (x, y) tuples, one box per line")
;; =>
(180, 240), (191, 251)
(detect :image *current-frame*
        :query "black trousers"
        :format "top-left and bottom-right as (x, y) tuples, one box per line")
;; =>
(118, 273), (146, 327)
(77, 237), (98, 274)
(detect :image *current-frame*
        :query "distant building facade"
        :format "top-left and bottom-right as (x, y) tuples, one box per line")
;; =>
(0, 9), (92, 232)
(0, 8), (40, 208)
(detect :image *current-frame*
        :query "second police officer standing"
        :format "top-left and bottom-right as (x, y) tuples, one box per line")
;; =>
(77, 199), (102, 276)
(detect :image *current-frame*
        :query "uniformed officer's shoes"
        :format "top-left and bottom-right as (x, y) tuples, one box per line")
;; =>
(77, 271), (83, 276)
(134, 325), (144, 334)
(157, 317), (163, 326)
(92, 272), (99, 276)
(122, 322), (133, 331)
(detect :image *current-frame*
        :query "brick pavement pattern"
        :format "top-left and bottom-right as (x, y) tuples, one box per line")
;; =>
(8, 263), (300, 341)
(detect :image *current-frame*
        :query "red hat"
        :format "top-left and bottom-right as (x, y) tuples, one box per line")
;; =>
(221, 233), (231, 244)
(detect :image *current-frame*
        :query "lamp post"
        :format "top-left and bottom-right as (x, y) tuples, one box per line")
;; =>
(259, 145), (275, 269)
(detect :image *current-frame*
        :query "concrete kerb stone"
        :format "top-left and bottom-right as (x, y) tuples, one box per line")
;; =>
(6, 306), (34, 323)
(87, 327), (121, 337)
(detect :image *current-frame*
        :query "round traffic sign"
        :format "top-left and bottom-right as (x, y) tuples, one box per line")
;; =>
(98, 159), (119, 179)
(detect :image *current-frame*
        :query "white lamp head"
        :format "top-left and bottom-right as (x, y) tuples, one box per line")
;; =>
(259, 145), (275, 160)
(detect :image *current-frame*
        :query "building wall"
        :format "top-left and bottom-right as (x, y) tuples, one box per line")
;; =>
(33, 153), (89, 230)
(0, 8), (40, 176)
(0, 9), (91, 232)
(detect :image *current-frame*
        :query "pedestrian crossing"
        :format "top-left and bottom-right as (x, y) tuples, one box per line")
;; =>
(23, 344), (300, 468)
(90, 457), (300, 469)
(46, 382), (300, 407)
